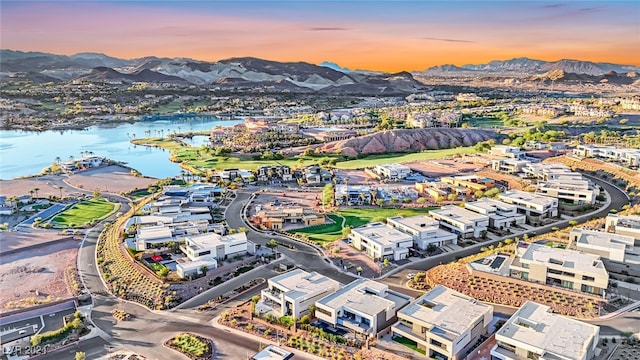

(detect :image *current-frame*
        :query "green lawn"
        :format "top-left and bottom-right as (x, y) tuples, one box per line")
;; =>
(287, 214), (344, 243)
(132, 137), (477, 173)
(464, 116), (505, 128)
(393, 335), (426, 355)
(149, 263), (166, 272)
(152, 101), (183, 114)
(51, 198), (115, 227)
(289, 207), (437, 244)
(332, 147), (477, 169)
(338, 207), (437, 228)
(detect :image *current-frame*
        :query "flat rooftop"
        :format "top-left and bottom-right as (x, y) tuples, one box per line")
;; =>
(497, 301), (598, 359)
(465, 198), (517, 213)
(499, 190), (557, 206)
(429, 205), (489, 223)
(468, 254), (513, 276)
(375, 163), (411, 171)
(352, 223), (413, 246)
(269, 268), (340, 301)
(516, 242), (607, 275)
(137, 225), (172, 240)
(186, 231), (247, 249)
(388, 215), (440, 232)
(398, 285), (492, 341)
(572, 228), (635, 249)
(317, 279), (410, 317)
(251, 345), (294, 360)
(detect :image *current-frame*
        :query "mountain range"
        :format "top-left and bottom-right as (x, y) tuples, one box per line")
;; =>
(1, 50), (639, 92)
(425, 57), (640, 76)
(0, 50), (423, 95)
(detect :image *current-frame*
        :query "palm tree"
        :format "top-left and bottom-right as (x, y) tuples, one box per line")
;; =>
(58, 186), (64, 199)
(33, 188), (40, 198)
(54, 156), (61, 165)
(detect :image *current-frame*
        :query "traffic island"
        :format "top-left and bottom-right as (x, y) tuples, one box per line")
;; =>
(165, 333), (213, 360)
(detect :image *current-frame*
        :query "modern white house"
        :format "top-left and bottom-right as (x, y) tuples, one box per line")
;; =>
(259, 269), (341, 319)
(605, 214), (640, 243)
(428, 205), (490, 239)
(537, 178), (600, 205)
(570, 228), (636, 263)
(315, 279), (412, 337)
(136, 225), (174, 250)
(60, 155), (104, 173)
(464, 198), (526, 230)
(349, 222), (414, 261)
(176, 256), (218, 279)
(335, 185), (372, 206)
(181, 232), (250, 261)
(509, 242), (609, 296)
(498, 190), (558, 223)
(488, 145), (526, 159)
(373, 163), (411, 180)
(386, 215), (458, 249)
(522, 162), (576, 181)
(573, 145), (640, 166)
(491, 301), (599, 360)
(491, 158), (529, 174)
(250, 345), (294, 360)
(391, 285), (493, 360)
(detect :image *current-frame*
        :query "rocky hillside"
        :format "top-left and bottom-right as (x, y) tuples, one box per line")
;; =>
(318, 128), (494, 157)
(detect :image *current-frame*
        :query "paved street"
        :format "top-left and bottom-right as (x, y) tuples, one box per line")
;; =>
(382, 175), (629, 285)
(66, 174), (635, 359)
(226, 190), (356, 285)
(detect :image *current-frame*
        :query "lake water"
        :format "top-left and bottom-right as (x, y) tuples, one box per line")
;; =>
(0, 116), (243, 180)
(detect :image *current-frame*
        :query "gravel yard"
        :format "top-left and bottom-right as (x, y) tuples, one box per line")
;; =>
(0, 234), (80, 313)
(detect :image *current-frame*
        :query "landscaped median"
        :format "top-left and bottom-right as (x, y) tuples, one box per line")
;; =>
(165, 333), (213, 360)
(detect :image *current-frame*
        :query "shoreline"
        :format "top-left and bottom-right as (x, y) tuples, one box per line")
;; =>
(0, 113), (242, 133)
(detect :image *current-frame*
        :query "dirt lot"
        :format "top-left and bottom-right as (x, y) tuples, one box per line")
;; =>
(0, 177), (71, 198)
(0, 165), (154, 198)
(0, 231), (72, 253)
(0, 234), (80, 313)
(333, 169), (377, 185)
(407, 154), (490, 177)
(66, 165), (157, 193)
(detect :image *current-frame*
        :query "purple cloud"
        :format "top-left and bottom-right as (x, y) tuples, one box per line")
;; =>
(421, 37), (476, 44)
(308, 27), (349, 31)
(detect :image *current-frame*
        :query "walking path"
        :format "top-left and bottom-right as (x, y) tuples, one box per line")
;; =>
(598, 301), (640, 320)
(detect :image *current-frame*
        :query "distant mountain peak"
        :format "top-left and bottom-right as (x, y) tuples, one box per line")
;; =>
(422, 57), (640, 76)
(319, 61), (350, 73)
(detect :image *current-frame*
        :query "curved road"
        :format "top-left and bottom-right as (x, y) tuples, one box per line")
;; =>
(76, 195), (321, 360)
(225, 190), (356, 285)
(74, 175), (633, 358)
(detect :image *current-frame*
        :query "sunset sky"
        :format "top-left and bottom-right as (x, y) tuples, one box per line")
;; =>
(2, 1), (639, 72)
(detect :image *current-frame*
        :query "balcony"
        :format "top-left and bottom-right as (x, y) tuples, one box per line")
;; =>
(338, 316), (372, 334)
(260, 289), (283, 304)
(392, 322), (424, 344)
